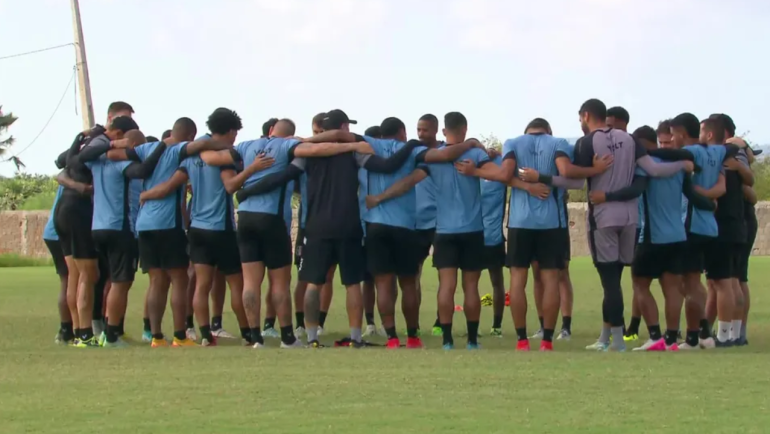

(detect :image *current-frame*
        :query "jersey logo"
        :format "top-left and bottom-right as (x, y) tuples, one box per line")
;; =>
(608, 141), (623, 151)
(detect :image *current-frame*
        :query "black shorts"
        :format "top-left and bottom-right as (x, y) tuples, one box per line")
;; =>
(44, 239), (68, 276)
(415, 228), (435, 263)
(631, 241), (685, 279)
(237, 211), (292, 269)
(563, 228), (572, 262)
(188, 227), (241, 276)
(506, 228), (566, 270)
(695, 234), (739, 281)
(738, 215), (757, 283)
(294, 227), (306, 269)
(682, 233), (708, 274)
(92, 230), (138, 282)
(299, 237), (365, 286)
(482, 243), (505, 270)
(53, 199), (97, 260)
(433, 231), (485, 271)
(365, 223), (420, 277)
(138, 229), (189, 272)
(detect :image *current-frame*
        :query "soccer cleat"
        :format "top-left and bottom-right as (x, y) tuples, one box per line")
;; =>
(307, 340), (324, 348)
(74, 336), (100, 348)
(734, 337), (748, 347)
(349, 340), (365, 349)
(201, 337), (217, 347)
(504, 292), (510, 306)
(295, 326), (306, 337)
(530, 329), (544, 339)
(55, 331), (73, 345)
(261, 327), (280, 339)
(467, 342), (480, 350)
(151, 338), (168, 348)
(141, 330), (153, 343)
(623, 333), (639, 342)
(241, 338), (253, 347)
(490, 328), (503, 338)
(280, 339), (304, 349)
(700, 337), (715, 349)
(172, 337), (197, 347)
(516, 340), (530, 352)
(556, 329), (571, 341)
(70, 338), (80, 347)
(633, 338), (665, 352)
(540, 341), (553, 352)
(607, 342), (627, 352)
(432, 326), (442, 336)
(97, 331), (107, 347)
(252, 342), (266, 349)
(442, 342), (454, 350)
(415, 329), (422, 337)
(677, 342), (700, 351)
(406, 337), (424, 349)
(585, 341), (609, 351)
(715, 339), (734, 348)
(92, 319), (106, 338)
(186, 328), (197, 341)
(386, 338), (401, 349)
(317, 326), (325, 336)
(102, 338), (129, 348)
(212, 328), (236, 339)
(363, 324), (378, 337)
(480, 293), (493, 307)
(666, 343), (679, 351)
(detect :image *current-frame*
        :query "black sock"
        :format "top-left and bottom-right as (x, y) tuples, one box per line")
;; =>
(385, 326), (398, 339)
(365, 312), (375, 326)
(240, 327), (251, 342)
(407, 328), (418, 338)
(250, 327), (264, 344)
(627, 316), (641, 335)
(699, 319), (711, 339)
(200, 325), (212, 342)
(515, 327), (528, 342)
(319, 311), (328, 328)
(81, 327), (94, 340)
(543, 328), (554, 343)
(664, 329), (678, 346)
(212, 315), (223, 331)
(441, 323), (453, 345)
(648, 325), (662, 341)
(61, 322), (74, 340)
(467, 321), (480, 345)
(152, 333), (164, 340)
(106, 325), (120, 343)
(433, 314), (440, 328)
(561, 316), (572, 333)
(173, 330), (187, 341)
(686, 330), (699, 347)
(538, 316), (544, 330)
(295, 312), (305, 327)
(280, 325), (297, 345)
(143, 318), (151, 332)
(118, 317), (125, 336)
(185, 315), (194, 330)
(492, 315), (503, 329)
(264, 317), (276, 330)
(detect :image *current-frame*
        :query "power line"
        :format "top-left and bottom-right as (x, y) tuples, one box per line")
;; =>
(0, 43), (74, 62)
(3, 67), (78, 161)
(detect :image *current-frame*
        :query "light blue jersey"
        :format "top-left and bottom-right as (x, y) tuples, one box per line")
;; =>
(43, 186), (64, 241)
(85, 155), (140, 234)
(134, 141), (186, 232)
(637, 157), (687, 244)
(480, 156), (507, 246)
(179, 155), (235, 231)
(684, 144), (725, 237)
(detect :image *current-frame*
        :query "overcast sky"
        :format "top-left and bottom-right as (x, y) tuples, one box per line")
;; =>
(1, 0), (768, 176)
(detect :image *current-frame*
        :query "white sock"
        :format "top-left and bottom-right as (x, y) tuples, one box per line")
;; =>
(717, 321), (731, 342)
(730, 320), (742, 341)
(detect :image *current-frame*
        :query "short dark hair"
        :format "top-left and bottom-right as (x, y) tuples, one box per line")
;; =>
(444, 112), (467, 132)
(380, 117), (406, 138)
(145, 135), (159, 142)
(709, 113), (736, 138)
(579, 99), (607, 121)
(701, 117), (726, 144)
(107, 101), (134, 116)
(109, 116), (139, 133)
(632, 125), (657, 144)
(172, 117), (197, 139)
(670, 113), (700, 139)
(161, 129), (172, 141)
(207, 108), (243, 135)
(262, 118), (279, 137)
(607, 106), (630, 123)
(364, 126), (382, 138)
(656, 120), (672, 136)
(312, 112), (327, 128)
(418, 114), (439, 129)
(276, 118), (296, 136)
(525, 118), (552, 134)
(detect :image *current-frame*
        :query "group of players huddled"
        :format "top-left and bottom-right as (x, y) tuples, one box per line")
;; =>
(45, 98), (757, 352)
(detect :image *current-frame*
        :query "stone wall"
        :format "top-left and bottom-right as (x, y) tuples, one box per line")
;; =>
(3, 203), (770, 258)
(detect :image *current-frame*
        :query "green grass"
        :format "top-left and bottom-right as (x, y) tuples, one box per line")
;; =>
(1, 257), (769, 433)
(0, 253), (52, 267)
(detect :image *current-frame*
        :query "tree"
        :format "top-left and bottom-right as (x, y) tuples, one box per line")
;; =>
(480, 133), (502, 151)
(0, 106), (23, 171)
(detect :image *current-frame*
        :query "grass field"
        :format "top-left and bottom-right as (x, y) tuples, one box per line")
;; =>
(1, 257), (769, 433)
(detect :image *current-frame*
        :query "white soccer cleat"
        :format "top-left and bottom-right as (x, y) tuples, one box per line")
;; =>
(261, 328), (280, 339)
(295, 326), (306, 337)
(677, 342), (700, 351)
(252, 342), (265, 349)
(317, 326), (325, 336)
(530, 329), (544, 340)
(699, 337), (715, 349)
(280, 339), (304, 349)
(212, 328), (236, 339)
(201, 338), (216, 347)
(186, 328), (197, 342)
(363, 324), (378, 337)
(556, 330), (571, 341)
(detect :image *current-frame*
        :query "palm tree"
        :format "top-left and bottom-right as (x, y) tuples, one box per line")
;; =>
(0, 106), (23, 171)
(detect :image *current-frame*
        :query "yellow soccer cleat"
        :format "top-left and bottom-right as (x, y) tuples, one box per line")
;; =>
(151, 338), (169, 348)
(172, 337), (198, 347)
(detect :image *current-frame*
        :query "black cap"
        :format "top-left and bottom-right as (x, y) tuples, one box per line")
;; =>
(322, 109), (357, 130)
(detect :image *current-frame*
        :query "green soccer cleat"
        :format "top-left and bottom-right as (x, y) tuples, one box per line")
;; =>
(490, 328), (503, 338)
(623, 333), (639, 342)
(74, 336), (100, 348)
(432, 326), (442, 336)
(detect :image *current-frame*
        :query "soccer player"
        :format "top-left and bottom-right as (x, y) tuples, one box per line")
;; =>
(108, 117), (229, 347)
(360, 125), (385, 337)
(262, 118), (279, 138)
(140, 109), (257, 346)
(606, 106), (630, 132)
(620, 125), (714, 352)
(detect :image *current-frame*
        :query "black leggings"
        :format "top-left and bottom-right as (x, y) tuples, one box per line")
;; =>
(92, 254), (110, 321)
(596, 262), (624, 327)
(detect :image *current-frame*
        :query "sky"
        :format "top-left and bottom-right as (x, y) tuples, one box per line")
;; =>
(1, 0), (769, 177)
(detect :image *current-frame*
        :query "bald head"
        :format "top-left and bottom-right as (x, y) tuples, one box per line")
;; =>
(271, 118), (296, 138)
(124, 130), (147, 148)
(172, 117), (197, 141)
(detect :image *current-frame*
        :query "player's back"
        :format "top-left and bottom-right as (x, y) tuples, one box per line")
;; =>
(362, 138), (422, 229)
(135, 141), (184, 231)
(236, 137), (297, 217)
(638, 157), (686, 244)
(87, 155), (137, 233)
(305, 152), (362, 239)
(684, 144), (724, 237)
(428, 145), (488, 234)
(182, 155), (234, 231)
(480, 155), (507, 245)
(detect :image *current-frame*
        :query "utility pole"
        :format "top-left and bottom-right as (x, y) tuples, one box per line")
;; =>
(70, 0), (95, 130)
